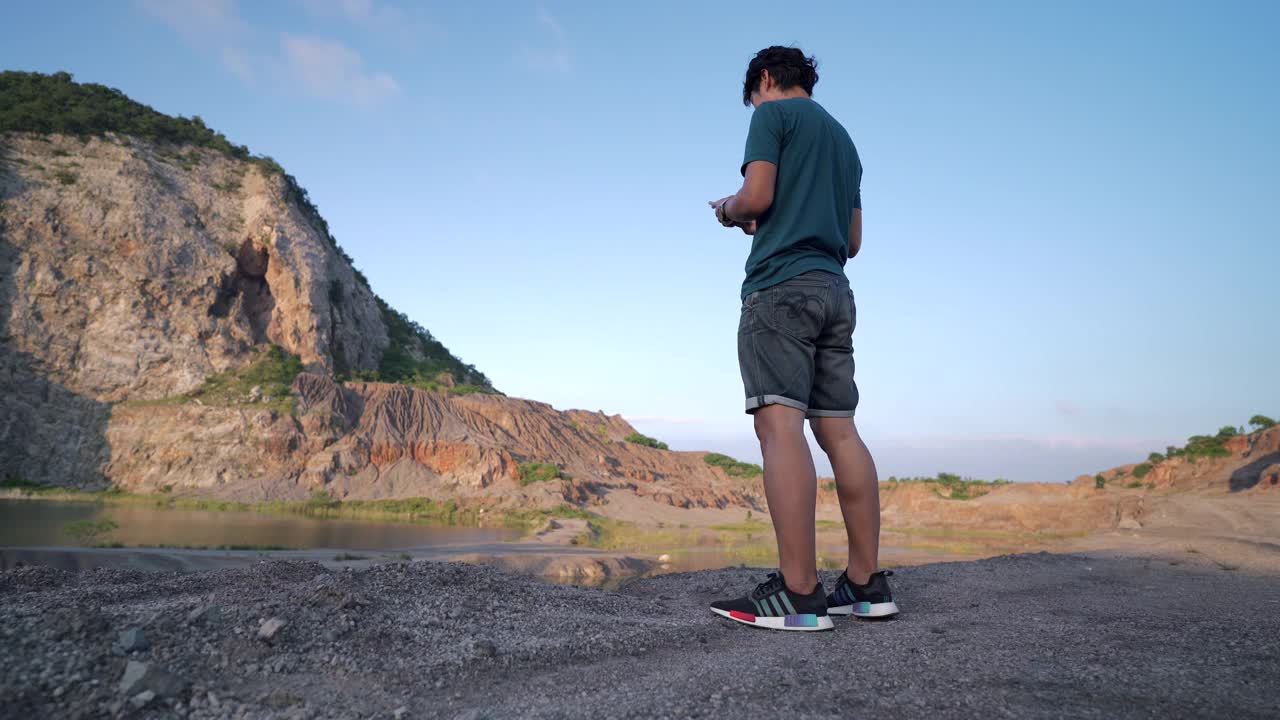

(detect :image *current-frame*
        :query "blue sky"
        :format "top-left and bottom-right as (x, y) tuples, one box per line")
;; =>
(3, 1), (1277, 481)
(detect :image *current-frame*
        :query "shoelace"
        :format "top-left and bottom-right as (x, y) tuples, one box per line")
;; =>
(751, 572), (785, 600)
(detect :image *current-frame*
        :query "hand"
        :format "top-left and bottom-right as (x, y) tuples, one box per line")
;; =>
(708, 196), (735, 227)
(737, 220), (757, 235)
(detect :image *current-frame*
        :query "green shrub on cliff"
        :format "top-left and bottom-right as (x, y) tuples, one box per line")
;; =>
(518, 462), (567, 485)
(370, 298), (494, 391)
(1249, 415), (1276, 430)
(624, 432), (669, 450)
(1146, 418), (1260, 465)
(0, 70), (282, 174)
(704, 453), (762, 478)
(884, 473), (1010, 499)
(186, 345), (303, 412)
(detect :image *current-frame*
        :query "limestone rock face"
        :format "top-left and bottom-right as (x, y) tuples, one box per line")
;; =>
(0, 133), (387, 484)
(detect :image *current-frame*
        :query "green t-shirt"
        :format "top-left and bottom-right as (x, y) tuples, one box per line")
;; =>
(739, 97), (862, 299)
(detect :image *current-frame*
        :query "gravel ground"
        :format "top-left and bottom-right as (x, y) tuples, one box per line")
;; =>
(2, 552), (1277, 719)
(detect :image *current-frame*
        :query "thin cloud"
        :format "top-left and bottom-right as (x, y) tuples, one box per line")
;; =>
(519, 4), (571, 73)
(138, 0), (400, 106)
(220, 47), (255, 85)
(139, 0), (260, 82)
(280, 33), (400, 105)
(136, 0), (246, 42)
(295, 0), (441, 45)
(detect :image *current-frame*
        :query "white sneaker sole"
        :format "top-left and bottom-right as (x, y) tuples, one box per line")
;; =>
(711, 607), (834, 631)
(828, 601), (899, 618)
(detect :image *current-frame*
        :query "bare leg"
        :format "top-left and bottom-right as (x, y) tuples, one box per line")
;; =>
(753, 404), (818, 594)
(811, 416), (879, 584)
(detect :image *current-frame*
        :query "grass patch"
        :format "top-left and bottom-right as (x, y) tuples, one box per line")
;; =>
(333, 552), (368, 562)
(518, 462), (567, 486)
(708, 519), (771, 532)
(122, 345), (303, 413)
(188, 345), (303, 411)
(1, 473), (71, 496)
(1131, 463), (1153, 479)
(1126, 481), (1144, 489)
(623, 432), (669, 450)
(63, 518), (117, 546)
(131, 543), (292, 551)
(52, 168), (77, 185)
(703, 452), (762, 478)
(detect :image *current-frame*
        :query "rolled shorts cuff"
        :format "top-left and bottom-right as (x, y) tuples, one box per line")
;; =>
(805, 408), (856, 418)
(745, 394), (808, 414)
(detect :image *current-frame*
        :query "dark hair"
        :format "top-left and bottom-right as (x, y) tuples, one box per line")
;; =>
(742, 46), (819, 105)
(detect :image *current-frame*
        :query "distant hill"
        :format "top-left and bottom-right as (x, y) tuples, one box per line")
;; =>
(1076, 420), (1280, 494)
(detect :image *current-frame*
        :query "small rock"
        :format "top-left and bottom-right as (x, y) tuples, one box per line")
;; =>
(473, 639), (497, 658)
(248, 385), (263, 402)
(393, 707), (408, 719)
(257, 617), (287, 642)
(657, 554), (671, 563)
(118, 660), (186, 697)
(187, 605), (224, 625)
(130, 690), (156, 709)
(260, 689), (301, 708)
(117, 628), (148, 652)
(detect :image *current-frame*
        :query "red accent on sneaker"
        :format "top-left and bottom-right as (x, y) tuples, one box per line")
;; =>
(729, 610), (756, 622)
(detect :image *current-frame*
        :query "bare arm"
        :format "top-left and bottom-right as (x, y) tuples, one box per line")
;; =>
(848, 208), (863, 258)
(721, 160), (777, 222)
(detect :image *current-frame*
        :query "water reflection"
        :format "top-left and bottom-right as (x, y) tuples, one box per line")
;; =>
(0, 499), (520, 550)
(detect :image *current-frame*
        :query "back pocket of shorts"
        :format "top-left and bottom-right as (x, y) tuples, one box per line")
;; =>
(771, 287), (825, 340)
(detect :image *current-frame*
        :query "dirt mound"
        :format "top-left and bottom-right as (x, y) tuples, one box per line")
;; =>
(106, 374), (763, 514)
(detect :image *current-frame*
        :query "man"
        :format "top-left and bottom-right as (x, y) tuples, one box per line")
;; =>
(707, 46), (899, 632)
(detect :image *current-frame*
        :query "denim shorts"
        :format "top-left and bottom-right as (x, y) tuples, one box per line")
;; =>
(737, 270), (858, 417)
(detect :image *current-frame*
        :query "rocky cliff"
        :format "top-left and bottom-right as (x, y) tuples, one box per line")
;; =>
(0, 72), (760, 515)
(0, 72), (486, 490)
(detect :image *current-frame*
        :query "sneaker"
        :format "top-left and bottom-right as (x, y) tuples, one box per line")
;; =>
(710, 572), (834, 632)
(827, 569), (900, 618)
